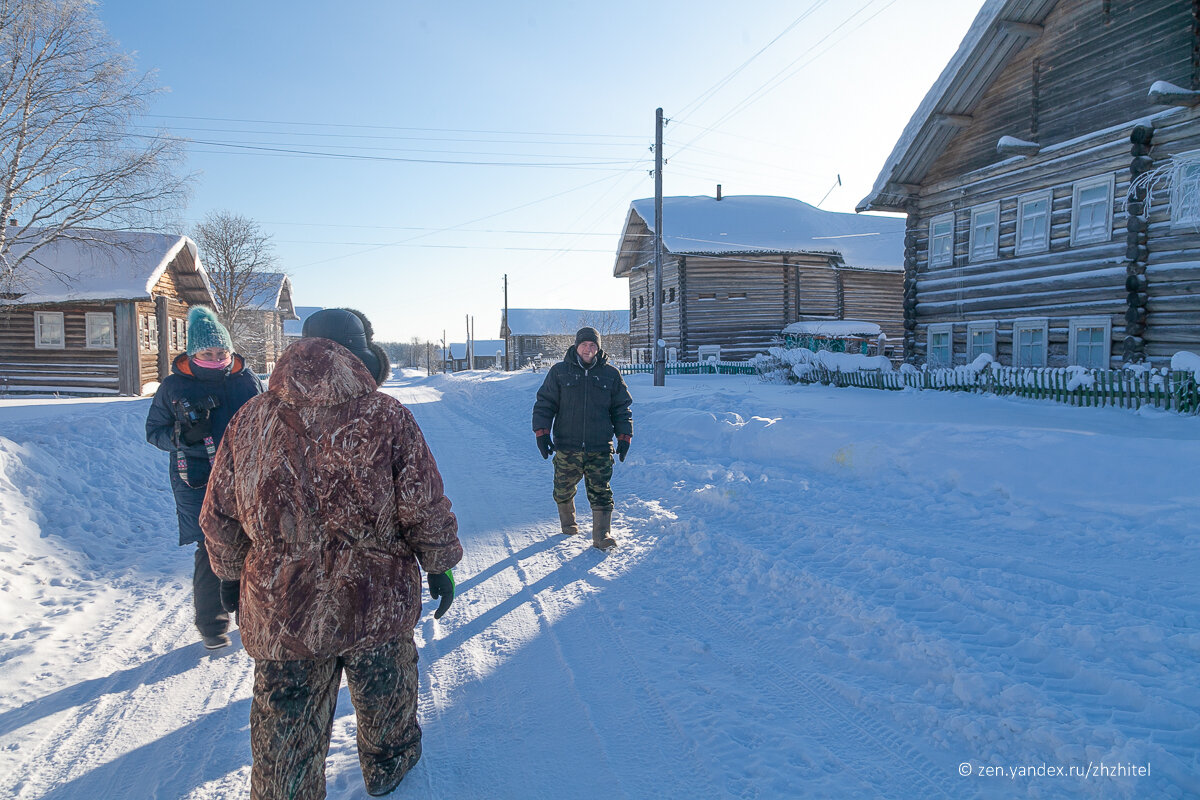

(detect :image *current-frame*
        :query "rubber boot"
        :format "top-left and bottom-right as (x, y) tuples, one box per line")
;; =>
(556, 501), (578, 535)
(591, 506), (616, 550)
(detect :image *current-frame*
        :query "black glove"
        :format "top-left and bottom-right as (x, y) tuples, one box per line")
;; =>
(536, 434), (555, 459)
(219, 580), (240, 614)
(428, 570), (455, 619)
(181, 415), (213, 445)
(616, 438), (630, 462)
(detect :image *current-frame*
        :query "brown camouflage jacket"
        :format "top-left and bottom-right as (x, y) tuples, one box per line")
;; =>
(200, 337), (462, 661)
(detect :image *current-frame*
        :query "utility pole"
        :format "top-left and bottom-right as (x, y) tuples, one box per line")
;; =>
(442, 330), (447, 373)
(465, 314), (470, 370)
(653, 107), (666, 387)
(503, 273), (510, 371)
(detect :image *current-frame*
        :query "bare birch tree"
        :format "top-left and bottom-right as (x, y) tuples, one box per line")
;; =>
(192, 210), (280, 352)
(0, 0), (191, 292)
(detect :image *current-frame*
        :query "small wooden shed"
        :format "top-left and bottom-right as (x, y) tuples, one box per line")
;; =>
(613, 195), (905, 362)
(0, 230), (214, 395)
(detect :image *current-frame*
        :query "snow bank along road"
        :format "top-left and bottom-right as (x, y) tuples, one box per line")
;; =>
(0, 369), (1197, 799)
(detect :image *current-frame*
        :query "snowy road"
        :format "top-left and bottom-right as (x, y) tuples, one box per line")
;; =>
(1, 369), (1198, 799)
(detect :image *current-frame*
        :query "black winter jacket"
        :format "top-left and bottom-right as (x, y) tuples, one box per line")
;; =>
(532, 346), (633, 453)
(146, 353), (265, 490)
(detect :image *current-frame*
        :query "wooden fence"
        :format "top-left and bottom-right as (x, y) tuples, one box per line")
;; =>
(617, 360), (757, 376)
(763, 360), (1200, 414)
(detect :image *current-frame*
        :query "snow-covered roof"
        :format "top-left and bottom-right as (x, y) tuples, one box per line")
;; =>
(783, 320), (883, 337)
(0, 229), (213, 306)
(283, 306), (322, 338)
(615, 195), (904, 277)
(448, 340), (507, 360)
(503, 308), (630, 336)
(247, 272), (296, 315)
(858, 0), (1059, 212)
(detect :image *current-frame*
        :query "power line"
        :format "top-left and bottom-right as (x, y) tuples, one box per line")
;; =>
(143, 113), (644, 140)
(143, 135), (646, 168)
(673, 0), (831, 124)
(668, 0), (897, 162)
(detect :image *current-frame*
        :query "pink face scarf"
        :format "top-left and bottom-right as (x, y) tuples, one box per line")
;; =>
(192, 356), (232, 370)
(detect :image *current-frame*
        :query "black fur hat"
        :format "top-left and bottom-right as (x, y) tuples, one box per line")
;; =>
(302, 308), (391, 386)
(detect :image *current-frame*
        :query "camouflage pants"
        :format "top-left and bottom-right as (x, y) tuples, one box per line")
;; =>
(249, 638), (421, 800)
(553, 449), (614, 508)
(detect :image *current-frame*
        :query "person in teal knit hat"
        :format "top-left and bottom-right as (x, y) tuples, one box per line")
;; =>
(145, 306), (264, 650)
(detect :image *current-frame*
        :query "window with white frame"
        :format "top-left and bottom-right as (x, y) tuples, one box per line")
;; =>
(35, 311), (65, 349)
(969, 203), (1000, 261)
(1016, 190), (1052, 254)
(928, 213), (954, 267)
(966, 321), (996, 361)
(926, 323), (953, 367)
(1068, 316), (1111, 369)
(139, 313), (158, 352)
(1070, 174), (1114, 245)
(1013, 318), (1048, 367)
(85, 312), (115, 349)
(1170, 151), (1200, 229)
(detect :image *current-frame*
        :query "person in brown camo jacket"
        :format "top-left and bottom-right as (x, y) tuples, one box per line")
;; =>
(200, 309), (462, 799)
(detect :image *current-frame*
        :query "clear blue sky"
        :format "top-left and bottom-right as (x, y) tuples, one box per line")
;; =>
(98, 0), (986, 343)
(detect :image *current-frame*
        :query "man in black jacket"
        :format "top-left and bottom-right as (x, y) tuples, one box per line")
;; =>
(532, 327), (633, 549)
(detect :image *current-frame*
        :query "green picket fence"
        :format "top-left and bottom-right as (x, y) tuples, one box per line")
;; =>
(775, 362), (1199, 414)
(617, 360), (757, 376)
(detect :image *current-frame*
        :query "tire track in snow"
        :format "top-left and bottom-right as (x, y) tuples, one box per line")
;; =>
(390, 375), (717, 797)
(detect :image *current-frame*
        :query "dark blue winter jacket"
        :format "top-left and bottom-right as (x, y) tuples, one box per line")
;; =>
(532, 346), (633, 453)
(146, 353), (264, 543)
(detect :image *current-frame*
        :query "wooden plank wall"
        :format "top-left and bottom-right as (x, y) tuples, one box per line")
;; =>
(842, 270), (905, 342)
(925, 1), (1193, 184)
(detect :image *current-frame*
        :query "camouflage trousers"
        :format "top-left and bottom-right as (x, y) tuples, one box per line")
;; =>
(249, 637), (421, 800)
(553, 449), (614, 508)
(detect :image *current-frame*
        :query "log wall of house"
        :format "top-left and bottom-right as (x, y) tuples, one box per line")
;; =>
(0, 304), (121, 394)
(911, 130), (1132, 366)
(625, 252), (904, 362)
(904, 0), (1200, 368)
(1141, 105), (1200, 363)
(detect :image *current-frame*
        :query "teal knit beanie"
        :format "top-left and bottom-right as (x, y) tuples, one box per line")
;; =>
(186, 306), (233, 355)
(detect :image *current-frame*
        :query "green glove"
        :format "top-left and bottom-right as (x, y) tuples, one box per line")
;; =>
(428, 569), (455, 619)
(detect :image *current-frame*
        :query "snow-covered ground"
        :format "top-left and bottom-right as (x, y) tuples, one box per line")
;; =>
(0, 369), (1197, 799)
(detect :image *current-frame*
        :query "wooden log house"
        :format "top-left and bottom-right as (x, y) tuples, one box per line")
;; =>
(240, 272), (299, 374)
(613, 194), (905, 363)
(0, 231), (215, 396)
(859, 0), (1200, 369)
(500, 308), (630, 370)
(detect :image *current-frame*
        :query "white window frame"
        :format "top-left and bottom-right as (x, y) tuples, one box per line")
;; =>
(966, 321), (997, 361)
(969, 202), (1000, 262)
(926, 323), (954, 367)
(34, 311), (66, 349)
(85, 312), (115, 349)
(1070, 174), (1114, 246)
(1012, 318), (1049, 368)
(667, 347), (678, 361)
(1068, 316), (1112, 369)
(697, 344), (722, 362)
(928, 213), (954, 268)
(1015, 190), (1052, 255)
(1170, 150), (1200, 229)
